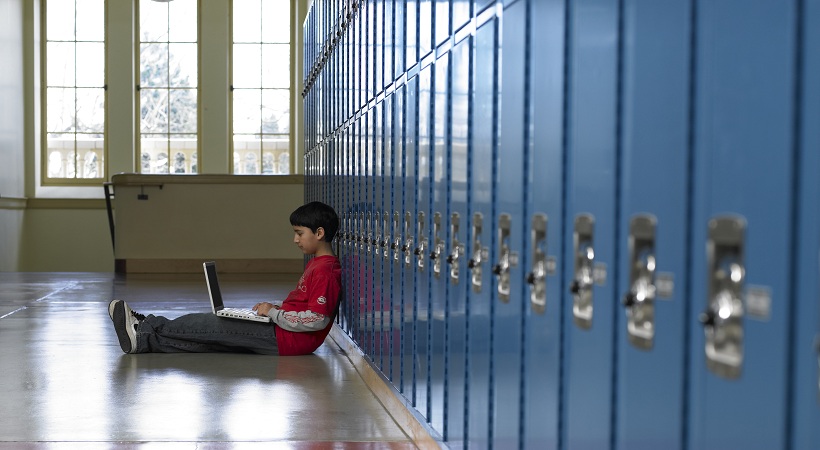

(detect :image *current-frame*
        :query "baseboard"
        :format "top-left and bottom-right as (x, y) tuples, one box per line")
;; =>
(328, 325), (445, 450)
(114, 258), (304, 274)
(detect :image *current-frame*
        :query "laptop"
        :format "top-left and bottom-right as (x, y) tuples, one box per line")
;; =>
(203, 261), (271, 323)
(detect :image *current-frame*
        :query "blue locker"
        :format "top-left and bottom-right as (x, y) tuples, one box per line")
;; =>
(430, 53), (450, 436)
(416, 64), (433, 420)
(389, 89), (404, 385)
(562, 0), (620, 448)
(420, 0), (433, 58)
(376, 0), (384, 93)
(385, 0), (394, 86)
(402, 77), (419, 402)
(615, 2), (691, 448)
(446, 35), (470, 447)
(394, 0), (406, 79)
(407, 0), (419, 67)
(373, 101), (386, 370)
(522, 0), (565, 448)
(792, 0), (820, 446)
(435, 0), (450, 46)
(492, 1), (527, 447)
(452, 0), (470, 33)
(688, 1), (798, 448)
(465, 16), (496, 448)
(367, 0), (376, 100)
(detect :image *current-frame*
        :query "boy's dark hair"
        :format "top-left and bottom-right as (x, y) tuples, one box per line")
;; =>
(289, 201), (339, 242)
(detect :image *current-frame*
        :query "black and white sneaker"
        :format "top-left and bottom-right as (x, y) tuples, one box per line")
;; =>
(108, 300), (145, 354)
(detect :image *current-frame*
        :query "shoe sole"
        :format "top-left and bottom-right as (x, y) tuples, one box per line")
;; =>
(111, 301), (134, 353)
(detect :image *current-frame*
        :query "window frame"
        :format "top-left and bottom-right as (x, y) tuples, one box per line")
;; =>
(40, 0), (109, 186)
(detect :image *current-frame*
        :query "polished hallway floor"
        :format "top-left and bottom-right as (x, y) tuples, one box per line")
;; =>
(0, 273), (416, 449)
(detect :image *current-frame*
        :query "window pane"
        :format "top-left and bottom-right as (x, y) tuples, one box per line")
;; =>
(233, 89), (262, 134)
(141, 43), (169, 87)
(169, 0), (198, 42)
(169, 89), (197, 133)
(262, 44), (289, 89)
(169, 43), (197, 87)
(47, 88), (75, 133)
(76, 42), (105, 87)
(141, 88), (169, 133)
(140, 1), (169, 42)
(76, 88), (105, 133)
(141, 135), (168, 174)
(76, 0), (104, 41)
(171, 135), (197, 173)
(262, 89), (289, 134)
(233, 0), (262, 43)
(263, 138), (290, 174)
(47, 1), (75, 41)
(47, 42), (75, 87)
(233, 44), (261, 88)
(261, 1), (289, 43)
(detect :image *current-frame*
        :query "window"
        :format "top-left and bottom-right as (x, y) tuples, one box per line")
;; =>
(138, 0), (198, 174)
(44, 0), (106, 184)
(232, 0), (291, 174)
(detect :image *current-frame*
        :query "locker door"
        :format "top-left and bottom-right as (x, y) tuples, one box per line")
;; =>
(420, 0), (433, 58)
(688, 1), (798, 449)
(446, 35), (470, 447)
(416, 64), (433, 421)
(465, 16), (496, 449)
(430, 52), (450, 436)
(389, 89), (405, 386)
(373, 101), (386, 370)
(383, 94), (397, 382)
(435, 0), (450, 46)
(376, 0), (384, 93)
(402, 78), (419, 402)
(493, 2), (527, 447)
(522, 0), (565, 448)
(615, 1), (691, 449)
(385, 0), (394, 86)
(562, 0), (620, 448)
(354, 119), (365, 347)
(792, 2), (820, 447)
(394, 0), (406, 79)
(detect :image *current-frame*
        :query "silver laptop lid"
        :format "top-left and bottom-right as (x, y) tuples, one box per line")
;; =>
(203, 261), (225, 313)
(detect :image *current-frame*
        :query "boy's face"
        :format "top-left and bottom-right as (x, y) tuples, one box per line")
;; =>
(292, 225), (324, 254)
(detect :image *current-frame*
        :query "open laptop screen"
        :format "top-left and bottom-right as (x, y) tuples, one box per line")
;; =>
(203, 261), (224, 313)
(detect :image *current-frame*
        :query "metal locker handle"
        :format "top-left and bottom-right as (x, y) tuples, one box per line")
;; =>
(366, 212), (374, 254)
(526, 214), (548, 315)
(431, 213), (445, 278)
(358, 212), (366, 251)
(374, 212), (382, 255)
(402, 211), (414, 267)
(447, 213), (465, 284)
(468, 213), (489, 293)
(700, 215), (746, 380)
(623, 214), (658, 350)
(493, 214), (518, 302)
(392, 212), (402, 264)
(382, 212), (390, 260)
(414, 212), (427, 272)
(571, 214), (595, 329)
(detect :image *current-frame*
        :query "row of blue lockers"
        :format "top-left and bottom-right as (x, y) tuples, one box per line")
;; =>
(302, 0), (820, 448)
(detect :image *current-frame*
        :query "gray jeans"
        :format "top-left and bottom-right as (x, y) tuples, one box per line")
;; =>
(135, 313), (279, 355)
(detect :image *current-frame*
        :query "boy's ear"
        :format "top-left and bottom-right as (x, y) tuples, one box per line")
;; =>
(316, 227), (326, 240)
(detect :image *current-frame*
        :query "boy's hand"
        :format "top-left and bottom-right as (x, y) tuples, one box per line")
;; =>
(252, 302), (280, 316)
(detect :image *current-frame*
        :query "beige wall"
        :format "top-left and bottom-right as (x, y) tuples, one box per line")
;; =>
(0, 0), (309, 272)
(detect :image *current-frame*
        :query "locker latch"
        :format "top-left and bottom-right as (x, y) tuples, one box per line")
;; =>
(372, 212), (380, 255)
(402, 211), (414, 267)
(447, 213), (465, 284)
(571, 214), (595, 329)
(358, 212), (366, 252)
(382, 212), (390, 260)
(700, 215), (746, 380)
(365, 212), (373, 254)
(414, 211), (427, 272)
(392, 212), (402, 264)
(431, 212), (445, 278)
(526, 214), (548, 315)
(340, 212), (349, 248)
(493, 214), (518, 302)
(468, 213), (489, 293)
(623, 214), (657, 350)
